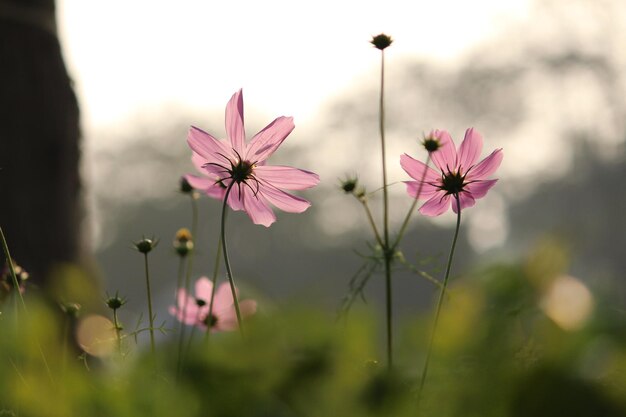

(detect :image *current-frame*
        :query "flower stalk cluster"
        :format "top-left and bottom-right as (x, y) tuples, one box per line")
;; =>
(340, 35), (503, 373)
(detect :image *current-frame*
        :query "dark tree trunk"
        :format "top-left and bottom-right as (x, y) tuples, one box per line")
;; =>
(0, 0), (81, 285)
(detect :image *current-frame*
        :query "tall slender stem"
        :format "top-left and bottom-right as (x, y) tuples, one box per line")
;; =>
(176, 257), (189, 377)
(143, 253), (156, 356)
(0, 226), (26, 312)
(177, 193), (199, 375)
(361, 199), (384, 248)
(220, 183), (243, 334)
(1, 226), (54, 383)
(377, 48), (394, 369)
(205, 236), (222, 343)
(418, 195), (462, 396)
(175, 256), (187, 372)
(113, 309), (122, 356)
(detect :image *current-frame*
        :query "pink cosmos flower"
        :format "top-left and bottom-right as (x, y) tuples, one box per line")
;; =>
(186, 89), (320, 227)
(400, 128), (503, 216)
(169, 277), (257, 332)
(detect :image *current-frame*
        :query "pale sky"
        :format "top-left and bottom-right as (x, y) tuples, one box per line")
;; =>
(57, 0), (534, 252)
(57, 0), (530, 130)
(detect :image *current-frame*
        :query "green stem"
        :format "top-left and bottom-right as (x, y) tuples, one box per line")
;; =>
(205, 236), (222, 343)
(220, 183), (244, 334)
(175, 256), (186, 303)
(176, 256), (187, 377)
(379, 50), (389, 249)
(418, 195), (462, 397)
(143, 253), (156, 356)
(378, 48), (394, 370)
(384, 254), (393, 368)
(360, 199), (384, 248)
(391, 155), (432, 251)
(113, 309), (122, 356)
(177, 193), (199, 375)
(1, 226), (54, 383)
(0, 226), (26, 312)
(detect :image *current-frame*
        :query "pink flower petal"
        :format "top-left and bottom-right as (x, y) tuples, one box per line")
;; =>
(259, 183), (311, 213)
(175, 288), (188, 307)
(458, 128), (483, 171)
(169, 288), (200, 325)
(238, 299), (257, 317)
(453, 192), (475, 213)
(419, 192), (451, 216)
(430, 130), (457, 173)
(225, 89), (246, 155)
(400, 154), (440, 183)
(226, 183), (245, 211)
(187, 126), (231, 161)
(242, 190), (277, 227)
(215, 300), (256, 332)
(405, 181), (439, 200)
(184, 173), (216, 191)
(194, 277), (213, 302)
(254, 165), (320, 190)
(466, 148), (503, 180)
(245, 116), (295, 163)
(465, 179), (498, 199)
(206, 185), (227, 200)
(192, 152), (207, 172)
(215, 308), (239, 331)
(197, 161), (230, 179)
(212, 282), (236, 312)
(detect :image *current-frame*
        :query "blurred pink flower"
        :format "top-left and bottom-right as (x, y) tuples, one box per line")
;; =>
(400, 128), (503, 216)
(187, 89), (320, 226)
(169, 277), (257, 332)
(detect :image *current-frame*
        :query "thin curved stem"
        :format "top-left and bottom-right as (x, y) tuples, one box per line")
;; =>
(384, 254), (393, 368)
(378, 49), (394, 370)
(418, 195), (462, 397)
(143, 253), (156, 356)
(175, 191), (198, 373)
(205, 236), (222, 343)
(220, 182), (244, 334)
(175, 256), (187, 375)
(1, 226), (54, 383)
(360, 199), (384, 248)
(113, 309), (122, 356)
(391, 154), (432, 251)
(379, 50), (389, 248)
(0, 226), (26, 312)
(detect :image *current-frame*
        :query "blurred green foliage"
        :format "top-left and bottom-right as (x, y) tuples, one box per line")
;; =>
(1, 243), (625, 416)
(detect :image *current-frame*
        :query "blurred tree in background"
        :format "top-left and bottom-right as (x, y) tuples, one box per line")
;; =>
(0, 0), (80, 285)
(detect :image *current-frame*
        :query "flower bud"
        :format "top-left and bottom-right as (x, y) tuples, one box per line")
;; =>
(105, 294), (126, 310)
(60, 302), (81, 318)
(173, 228), (194, 257)
(371, 33), (393, 50)
(180, 176), (193, 194)
(422, 131), (442, 153)
(134, 237), (158, 254)
(340, 177), (359, 194)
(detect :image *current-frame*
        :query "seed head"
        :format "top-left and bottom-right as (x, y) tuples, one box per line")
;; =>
(105, 293), (126, 310)
(180, 177), (193, 194)
(422, 132), (442, 153)
(134, 237), (158, 254)
(340, 177), (359, 194)
(60, 302), (81, 318)
(371, 33), (393, 50)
